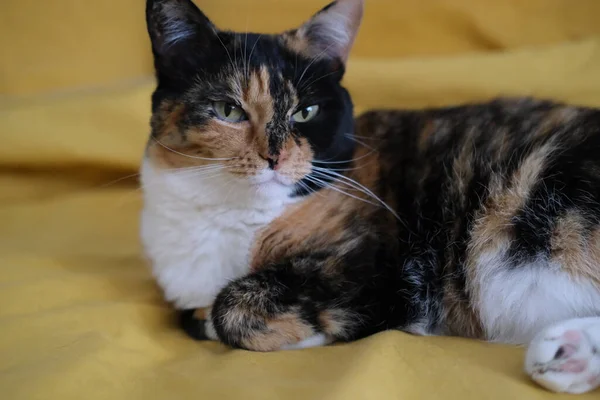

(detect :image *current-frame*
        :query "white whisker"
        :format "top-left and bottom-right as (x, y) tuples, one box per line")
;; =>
(246, 34), (263, 79)
(313, 149), (375, 165)
(297, 179), (324, 198)
(351, 133), (379, 141)
(345, 133), (375, 151)
(170, 164), (224, 171)
(305, 175), (379, 206)
(113, 168), (229, 208)
(169, 168), (227, 178)
(315, 162), (374, 172)
(300, 69), (341, 90)
(151, 137), (236, 161)
(296, 42), (336, 88)
(99, 172), (140, 188)
(101, 164), (225, 190)
(221, 178), (239, 204)
(243, 25), (249, 80)
(311, 169), (402, 221)
(215, 32), (237, 74)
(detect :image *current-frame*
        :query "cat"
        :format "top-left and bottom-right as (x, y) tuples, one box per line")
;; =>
(142, 0), (600, 394)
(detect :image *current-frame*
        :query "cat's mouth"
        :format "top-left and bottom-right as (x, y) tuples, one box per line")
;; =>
(250, 170), (296, 188)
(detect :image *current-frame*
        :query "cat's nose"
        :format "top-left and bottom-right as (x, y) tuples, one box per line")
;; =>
(259, 153), (278, 169)
(262, 149), (288, 170)
(266, 157), (277, 170)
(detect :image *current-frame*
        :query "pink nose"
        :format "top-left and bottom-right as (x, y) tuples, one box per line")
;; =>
(266, 157), (277, 170)
(266, 149), (289, 171)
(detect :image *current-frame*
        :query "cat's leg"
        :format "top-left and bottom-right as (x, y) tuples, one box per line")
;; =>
(196, 255), (391, 352)
(210, 265), (357, 351)
(179, 278), (339, 348)
(182, 306), (331, 349)
(182, 300), (334, 349)
(525, 317), (600, 394)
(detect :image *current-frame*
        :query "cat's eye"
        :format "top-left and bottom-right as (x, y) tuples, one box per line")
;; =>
(212, 101), (248, 123)
(291, 105), (320, 123)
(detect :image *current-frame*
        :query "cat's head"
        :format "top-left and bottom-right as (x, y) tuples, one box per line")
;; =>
(145, 0), (363, 201)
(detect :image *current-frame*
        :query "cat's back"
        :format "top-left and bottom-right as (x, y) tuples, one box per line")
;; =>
(356, 98), (600, 155)
(354, 98), (600, 343)
(355, 98), (600, 205)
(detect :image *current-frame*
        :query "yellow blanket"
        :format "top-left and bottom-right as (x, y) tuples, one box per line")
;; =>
(2, 0), (600, 398)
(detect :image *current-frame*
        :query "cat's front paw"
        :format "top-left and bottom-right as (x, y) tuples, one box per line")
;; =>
(525, 318), (600, 394)
(180, 308), (218, 341)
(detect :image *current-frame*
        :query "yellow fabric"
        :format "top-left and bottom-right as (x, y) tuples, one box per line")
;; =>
(1, 0), (599, 398)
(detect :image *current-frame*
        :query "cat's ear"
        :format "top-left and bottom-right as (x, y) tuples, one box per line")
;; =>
(146, 0), (217, 77)
(289, 0), (364, 65)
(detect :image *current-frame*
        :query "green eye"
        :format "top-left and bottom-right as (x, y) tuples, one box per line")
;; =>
(291, 105), (320, 123)
(212, 101), (247, 123)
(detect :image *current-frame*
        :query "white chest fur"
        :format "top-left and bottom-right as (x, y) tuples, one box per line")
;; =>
(139, 160), (291, 309)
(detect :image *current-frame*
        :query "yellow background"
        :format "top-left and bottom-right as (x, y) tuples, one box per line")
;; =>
(1, 0), (600, 398)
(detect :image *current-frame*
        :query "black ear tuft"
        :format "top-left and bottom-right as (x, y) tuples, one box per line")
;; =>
(146, 0), (217, 79)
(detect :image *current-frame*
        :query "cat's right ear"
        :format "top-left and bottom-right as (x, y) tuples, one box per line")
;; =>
(146, 0), (217, 78)
(286, 0), (364, 66)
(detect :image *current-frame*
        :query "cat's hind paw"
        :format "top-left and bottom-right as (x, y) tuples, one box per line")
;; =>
(525, 318), (600, 394)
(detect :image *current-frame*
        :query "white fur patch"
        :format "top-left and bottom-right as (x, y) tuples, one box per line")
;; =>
(280, 334), (331, 350)
(476, 248), (600, 344)
(140, 159), (296, 309)
(203, 309), (218, 340)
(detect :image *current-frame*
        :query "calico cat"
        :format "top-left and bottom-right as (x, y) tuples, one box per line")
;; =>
(142, 0), (600, 394)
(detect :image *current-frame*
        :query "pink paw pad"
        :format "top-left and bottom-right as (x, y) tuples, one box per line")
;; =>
(561, 330), (582, 344)
(561, 359), (588, 373)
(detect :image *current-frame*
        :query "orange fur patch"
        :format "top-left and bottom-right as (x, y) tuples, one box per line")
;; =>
(451, 141), (475, 209)
(275, 136), (314, 182)
(318, 309), (350, 337)
(241, 312), (315, 352)
(242, 66), (274, 146)
(193, 307), (209, 320)
(470, 143), (552, 252)
(551, 212), (600, 286)
(250, 190), (351, 271)
(250, 144), (379, 272)
(443, 290), (484, 339)
(282, 32), (312, 59)
(534, 106), (580, 138)
(149, 115), (250, 169)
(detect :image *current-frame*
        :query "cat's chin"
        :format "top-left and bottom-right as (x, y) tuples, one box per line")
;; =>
(250, 178), (296, 201)
(247, 170), (299, 201)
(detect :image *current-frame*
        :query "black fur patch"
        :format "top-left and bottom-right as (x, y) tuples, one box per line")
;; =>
(179, 310), (210, 341)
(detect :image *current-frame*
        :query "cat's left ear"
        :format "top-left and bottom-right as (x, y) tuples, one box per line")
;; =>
(286, 0), (364, 65)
